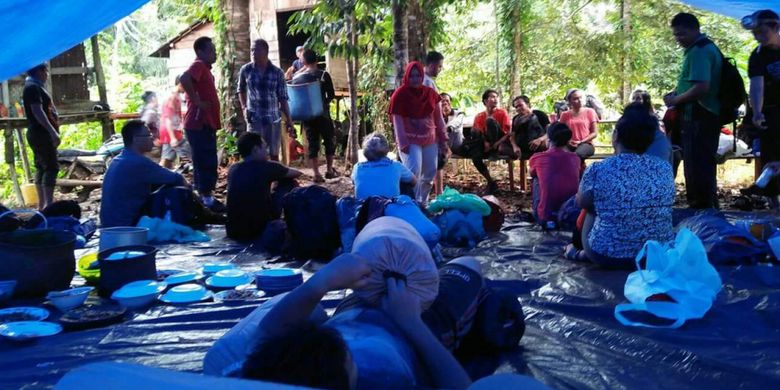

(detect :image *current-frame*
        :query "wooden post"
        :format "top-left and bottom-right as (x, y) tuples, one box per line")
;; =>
(90, 35), (108, 106)
(508, 160), (515, 191)
(281, 115), (290, 166)
(91, 35), (113, 141)
(13, 128), (32, 182)
(519, 159), (528, 192)
(4, 129), (25, 206)
(101, 116), (115, 142)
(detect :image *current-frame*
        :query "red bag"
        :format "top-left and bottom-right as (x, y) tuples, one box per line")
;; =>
(288, 138), (305, 161)
(481, 195), (505, 233)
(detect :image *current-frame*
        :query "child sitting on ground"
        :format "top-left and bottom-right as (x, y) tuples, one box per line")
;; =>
(528, 123), (581, 227)
(352, 132), (417, 199)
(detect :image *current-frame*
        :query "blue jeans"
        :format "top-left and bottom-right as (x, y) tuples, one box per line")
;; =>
(531, 177), (540, 222)
(185, 127), (218, 195)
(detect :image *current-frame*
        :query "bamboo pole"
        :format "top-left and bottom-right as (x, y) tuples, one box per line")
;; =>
(14, 128), (32, 182)
(4, 129), (24, 206)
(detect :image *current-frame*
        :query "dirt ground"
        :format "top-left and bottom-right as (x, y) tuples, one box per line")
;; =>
(59, 155), (766, 221)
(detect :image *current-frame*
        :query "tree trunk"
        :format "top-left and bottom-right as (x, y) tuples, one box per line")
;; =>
(620, 0), (631, 105)
(392, 0), (408, 88)
(508, 4), (523, 99)
(221, 0), (250, 134)
(406, 0), (427, 63)
(346, 11), (360, 165)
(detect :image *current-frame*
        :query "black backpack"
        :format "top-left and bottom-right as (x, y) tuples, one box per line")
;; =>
(145, 186), (196, 226)
(282, 185), (340, 261)
(696, 38), (746, 125)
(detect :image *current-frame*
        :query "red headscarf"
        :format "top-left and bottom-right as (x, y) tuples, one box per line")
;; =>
(388, 61), (440, 119)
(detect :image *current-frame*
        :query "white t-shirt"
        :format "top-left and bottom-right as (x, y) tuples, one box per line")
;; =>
(352, 157), (415, 199)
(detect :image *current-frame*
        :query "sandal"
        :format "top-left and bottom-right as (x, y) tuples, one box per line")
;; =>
(325, 170), (339, 179)
(313, 175), (325, 183)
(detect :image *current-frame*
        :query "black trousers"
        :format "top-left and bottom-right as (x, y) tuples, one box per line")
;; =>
(470, 118), (514, 182)
(681, 103), (720, 209)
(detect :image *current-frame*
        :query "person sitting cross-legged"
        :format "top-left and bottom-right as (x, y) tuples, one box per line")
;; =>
(510, 95), (548, 161)
(226, 132), (302, 242)
(529, 122), (580, 226)
(469, 89), (515, 194)
(352, 132), (417, 200)
(564, 104), (675, 268)
(100, 120), (189, 228)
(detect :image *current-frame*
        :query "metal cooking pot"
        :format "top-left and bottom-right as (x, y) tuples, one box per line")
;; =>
(99, 227), (148, 252)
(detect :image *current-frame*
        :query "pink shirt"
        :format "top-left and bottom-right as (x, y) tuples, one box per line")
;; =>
(559, 107), (598, 143)
(529, 148), (581, 221)
(392, 103), (447, 151)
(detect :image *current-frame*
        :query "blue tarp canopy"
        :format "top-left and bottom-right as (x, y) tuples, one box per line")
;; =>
(681, 0), (778, 19)
(0, 0), (148, 83)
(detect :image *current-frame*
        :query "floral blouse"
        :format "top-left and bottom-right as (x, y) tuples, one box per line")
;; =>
(580, 153), (675, 259)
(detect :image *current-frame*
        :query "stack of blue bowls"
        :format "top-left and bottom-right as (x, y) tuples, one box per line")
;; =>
(254, 268), (303, 296)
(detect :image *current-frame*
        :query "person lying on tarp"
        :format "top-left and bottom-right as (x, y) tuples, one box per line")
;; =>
(564, 103), (675, 269)
(352, 132), (417, 200)
(100, 120), (222, 228)
(226, 132), (301, 242)
(205, 217), (526, 389)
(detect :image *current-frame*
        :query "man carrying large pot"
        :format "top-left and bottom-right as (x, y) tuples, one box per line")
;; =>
(237, 39), (295, 162)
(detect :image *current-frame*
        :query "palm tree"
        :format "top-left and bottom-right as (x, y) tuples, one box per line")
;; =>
(221, 0), (250, 133)
(392, 0), (408, 87)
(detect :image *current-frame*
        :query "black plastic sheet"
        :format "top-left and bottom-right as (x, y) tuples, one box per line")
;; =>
(2, 214), (780, 389)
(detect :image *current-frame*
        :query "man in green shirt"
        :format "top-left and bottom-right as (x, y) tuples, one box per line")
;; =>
(664, 12), (722, 209)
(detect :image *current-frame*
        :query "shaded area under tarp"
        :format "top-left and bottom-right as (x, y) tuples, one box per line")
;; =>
(2, 212), (780, 389)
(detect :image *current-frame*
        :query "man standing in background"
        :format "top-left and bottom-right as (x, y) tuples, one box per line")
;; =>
(159, 76), (190, 169)
(180, 36), (224, 212)
(423, 51), (444, 92)
(747, 11), (780, 169)
(23, 63), (60, 210)
(238, 39), (295, 162)
(664, 13), (722, 209)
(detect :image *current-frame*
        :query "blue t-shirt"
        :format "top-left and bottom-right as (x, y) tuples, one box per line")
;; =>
(644, 129), (672, 166)
(352, 158), (415, 200)
(326, 308), (424, 389)
(100, 149), (185, 227)
(580, 153), (675, 259)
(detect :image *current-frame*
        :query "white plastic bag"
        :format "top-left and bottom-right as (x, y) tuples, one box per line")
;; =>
(614, 228), (722, 329)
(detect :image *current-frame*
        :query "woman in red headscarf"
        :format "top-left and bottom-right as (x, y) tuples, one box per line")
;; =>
(388, 61), (449, 205)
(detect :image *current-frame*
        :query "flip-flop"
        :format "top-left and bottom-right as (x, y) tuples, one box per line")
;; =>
(313, 175), (325, 183)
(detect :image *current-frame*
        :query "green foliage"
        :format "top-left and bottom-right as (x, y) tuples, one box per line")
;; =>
(289, 0), (396, 136)
(217, 128), (238, 156)
(59, 122), (104, 151)
(484, 0), (754, 114)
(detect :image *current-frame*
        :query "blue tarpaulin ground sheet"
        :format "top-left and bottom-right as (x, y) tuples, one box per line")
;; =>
(1, 210), (780, 389)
